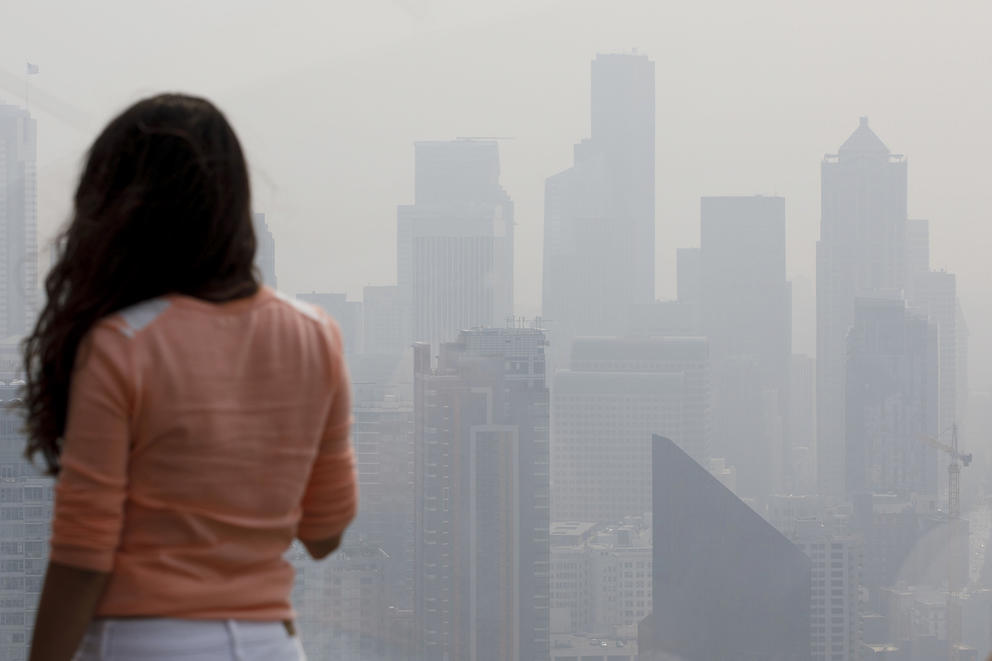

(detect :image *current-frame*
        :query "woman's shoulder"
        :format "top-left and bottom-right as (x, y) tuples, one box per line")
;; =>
(268, 290), (345, 346)
(102, 298), (174, 339)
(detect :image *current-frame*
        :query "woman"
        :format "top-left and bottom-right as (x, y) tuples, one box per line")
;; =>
(22, 94), (356, 660)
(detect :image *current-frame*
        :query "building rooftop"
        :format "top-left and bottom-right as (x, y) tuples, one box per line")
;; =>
(838, 116), (890, 154)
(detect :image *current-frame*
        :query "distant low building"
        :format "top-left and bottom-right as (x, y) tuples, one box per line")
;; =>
(551, 519), (652, 636)
(550, 633), (637, 661)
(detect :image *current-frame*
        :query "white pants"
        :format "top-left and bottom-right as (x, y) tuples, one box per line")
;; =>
(73, 618), (307, 661)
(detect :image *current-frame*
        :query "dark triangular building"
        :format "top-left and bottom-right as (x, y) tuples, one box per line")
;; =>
(639, 435), (811, 661)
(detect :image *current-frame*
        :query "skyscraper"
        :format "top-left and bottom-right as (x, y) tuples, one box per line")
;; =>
(788, 518), (863, 661)
(414, 328), (549, 661)
(363, 285), (406, 356)
(0, 382), (53, 661)
(252, 212), (277, 289)
(0, 104), (38, 337)
(845, 298), (938, 497)
(909, 271), (957, 457)
(351, 394), (415, 613)
(551, 336), (709, 523)
(639, 435), (811, 661)
(398, 140), (513, 355)
(817, 117), (908, 501)
(700, 195), (791, 501)
(543, 52), (654, 367)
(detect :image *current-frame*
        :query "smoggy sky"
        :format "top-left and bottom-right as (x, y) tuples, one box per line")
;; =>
(2, 0), (990, 387)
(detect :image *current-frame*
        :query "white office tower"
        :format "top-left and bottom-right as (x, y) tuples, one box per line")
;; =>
(551, 336), (709, 523)
(543, 53), (655, 370)
(817, 117), (907, 502)
(0, 104), (38, 338)
(397, 140), (513, 356)
(787, 517), (863, 661)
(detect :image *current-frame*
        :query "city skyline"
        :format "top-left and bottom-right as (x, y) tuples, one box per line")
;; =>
(0, 7), (989, 658)
(4, 2), (992, 393)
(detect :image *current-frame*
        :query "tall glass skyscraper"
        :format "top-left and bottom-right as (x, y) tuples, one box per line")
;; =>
(0, 104), (38, 338)
(817, 117), (907, 501)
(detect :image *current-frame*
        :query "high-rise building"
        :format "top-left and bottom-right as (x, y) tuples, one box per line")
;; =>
(955, 301), (968, 444)
(789, 354), (817, 494)
(787, 518), (863, 661)
(908, 270), (958, 498)
(543, 52), (654, 367)
(676, 247), (701, 305)
(252, 212), (276, 289)
(627, 300), (699, 337)
(551, 337), (709, 523)
(413, 328), (549, 661)
(363, 285), (406, 356)
(817, 117), (908, 502)
(0, 383), (53, 661)
(905, 219), (930, 293)
(351, 394), (415, 614)
(845, 298), (939, 498)
(700, 195), (791, 502)
(397, 140), (513, 355)
(639, 435), (811, 661)
(0, 105), (38, 338)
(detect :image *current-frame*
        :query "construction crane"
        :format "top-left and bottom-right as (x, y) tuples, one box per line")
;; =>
(921, 424), (971, 520)
(920, 424), (971, 660)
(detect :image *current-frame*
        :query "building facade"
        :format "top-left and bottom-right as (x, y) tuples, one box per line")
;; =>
(398, 140), (513, 355)
(363, 285), (406, 356)
(700, 195), (791, 502)
(550, 520), (652, 636)
(542, 52), (655, 368)
(817, 118), (908, 501)
(788, 518), (864, 661)
(845, 298), (939, 498)
(640, 435), (811, 661)
(551, 337), (709, 523)
(0, 105), (38, 338)
(0, 383), (53, 661)
(414, 329), (550, 661)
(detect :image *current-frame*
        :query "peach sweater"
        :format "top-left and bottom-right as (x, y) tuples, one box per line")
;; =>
(49, 286), (356, 620)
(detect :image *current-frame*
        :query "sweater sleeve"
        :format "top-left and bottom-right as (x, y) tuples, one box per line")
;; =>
(49, 321), (134, 572)
(297, 318), (357, 542)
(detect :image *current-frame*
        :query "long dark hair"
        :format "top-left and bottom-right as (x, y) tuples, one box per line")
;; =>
(22, 93), (259, 475)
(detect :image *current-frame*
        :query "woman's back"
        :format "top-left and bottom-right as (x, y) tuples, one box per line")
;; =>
(50, 286), (355, 619)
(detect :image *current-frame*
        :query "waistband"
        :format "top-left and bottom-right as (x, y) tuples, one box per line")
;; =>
(81, 618), (297, 654)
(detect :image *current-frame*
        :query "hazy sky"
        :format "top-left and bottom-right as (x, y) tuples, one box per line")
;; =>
(2, 0), (990, 388)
